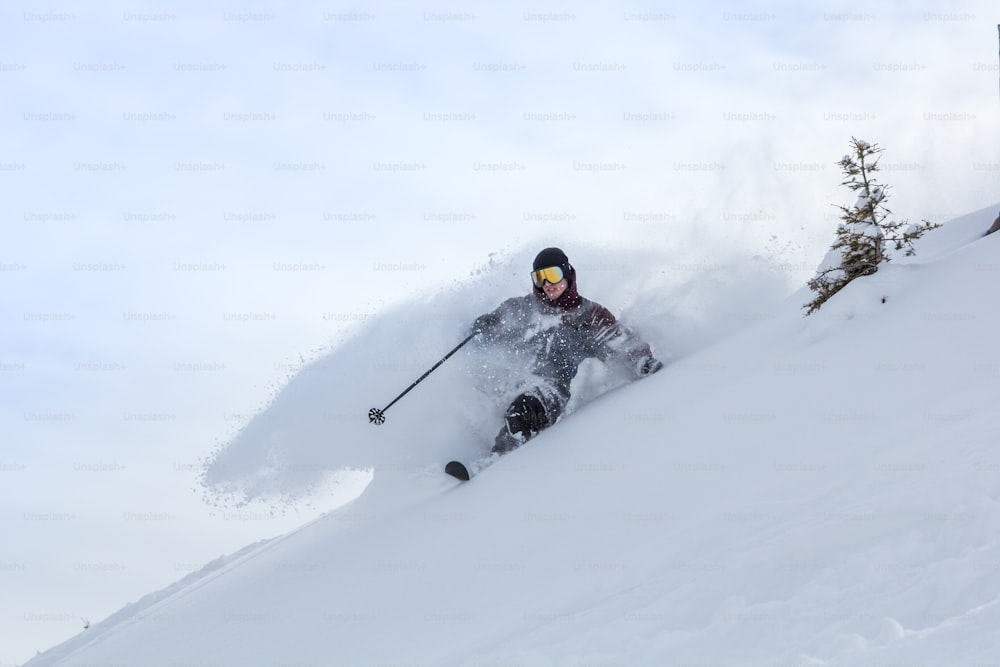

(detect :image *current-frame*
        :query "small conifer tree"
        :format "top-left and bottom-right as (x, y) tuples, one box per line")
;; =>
(804, 137), (940, 315)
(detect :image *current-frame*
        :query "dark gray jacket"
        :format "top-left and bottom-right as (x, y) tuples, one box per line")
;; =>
(478, 289), (655, 408)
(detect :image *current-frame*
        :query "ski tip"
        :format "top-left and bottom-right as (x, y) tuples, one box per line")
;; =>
(445, 461), (471, 481)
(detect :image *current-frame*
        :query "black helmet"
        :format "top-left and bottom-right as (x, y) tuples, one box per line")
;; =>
(531, 247), (575, 289)
(532, 247), (569, 272)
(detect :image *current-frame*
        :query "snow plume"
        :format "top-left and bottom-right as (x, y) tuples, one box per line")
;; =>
(200, 239), (797, 505)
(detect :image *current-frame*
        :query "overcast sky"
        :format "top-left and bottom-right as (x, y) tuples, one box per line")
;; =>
(3, 1), (998, 662)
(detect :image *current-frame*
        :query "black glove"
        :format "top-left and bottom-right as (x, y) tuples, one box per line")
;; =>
(472, 312), (500, 335)
(639, 356), (663, 376)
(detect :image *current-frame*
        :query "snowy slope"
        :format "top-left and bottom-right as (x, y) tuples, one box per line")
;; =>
(26, 205), (1000, 666)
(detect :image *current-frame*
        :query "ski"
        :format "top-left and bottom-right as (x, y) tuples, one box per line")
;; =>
(444, 461), (471, 481)
(445, 452), (502, 481)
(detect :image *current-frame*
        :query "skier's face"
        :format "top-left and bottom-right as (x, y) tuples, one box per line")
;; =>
(542, 278), (568, 301)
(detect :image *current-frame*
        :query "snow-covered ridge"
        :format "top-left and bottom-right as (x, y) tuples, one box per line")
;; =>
(27, 205), (1000, 666)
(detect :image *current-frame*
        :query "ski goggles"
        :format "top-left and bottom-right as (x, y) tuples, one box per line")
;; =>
(531, 265), (565, 288)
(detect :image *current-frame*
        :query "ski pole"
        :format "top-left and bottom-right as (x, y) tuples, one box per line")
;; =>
(368, 331), (479, 425)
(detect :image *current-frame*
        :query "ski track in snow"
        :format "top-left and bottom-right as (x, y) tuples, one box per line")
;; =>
(27, 204), (1000, 666)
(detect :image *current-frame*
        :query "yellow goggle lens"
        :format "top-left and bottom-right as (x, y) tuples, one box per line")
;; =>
(531, 266), (564, 288)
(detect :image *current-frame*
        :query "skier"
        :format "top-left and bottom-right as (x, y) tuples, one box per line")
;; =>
(471, 247), (663, 454)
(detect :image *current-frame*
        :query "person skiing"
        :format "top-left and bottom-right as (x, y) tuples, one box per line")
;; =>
(471, 247), (663, 454)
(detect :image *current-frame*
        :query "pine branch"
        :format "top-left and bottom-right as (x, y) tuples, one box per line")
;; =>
(804, 137), (940, 316)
